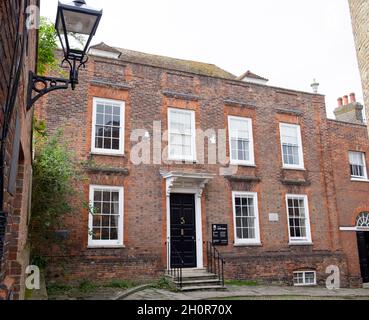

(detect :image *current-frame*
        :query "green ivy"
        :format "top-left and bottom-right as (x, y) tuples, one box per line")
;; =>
(30, 122), (81, 262)
(37, 17), (59, 76)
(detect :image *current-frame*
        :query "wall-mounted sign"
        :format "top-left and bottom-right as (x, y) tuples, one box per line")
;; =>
(212, 224), (228, 246)
(269, 213), (279, 222)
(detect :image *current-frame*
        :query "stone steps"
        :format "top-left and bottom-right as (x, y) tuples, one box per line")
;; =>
(166, 269), (226, 291)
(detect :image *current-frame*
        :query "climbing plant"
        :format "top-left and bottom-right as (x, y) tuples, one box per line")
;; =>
(37, 17), (59, 75)
(30, 121), (82, 266)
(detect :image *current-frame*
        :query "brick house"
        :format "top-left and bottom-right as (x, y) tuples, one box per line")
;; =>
(0, 0), (39, 299)
(35, 42), (369, 288)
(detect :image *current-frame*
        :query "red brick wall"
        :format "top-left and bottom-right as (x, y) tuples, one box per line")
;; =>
(35, 50), (369, 288)
(0, 0), (38, 299)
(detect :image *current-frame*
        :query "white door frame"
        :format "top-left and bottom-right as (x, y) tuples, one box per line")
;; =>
(166, 187), (203, 270)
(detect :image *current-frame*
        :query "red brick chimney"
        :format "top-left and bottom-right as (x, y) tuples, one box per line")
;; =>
(343, 95), (349, 105)
(350, 93), (356, 103)
(337, 97), (343, 107)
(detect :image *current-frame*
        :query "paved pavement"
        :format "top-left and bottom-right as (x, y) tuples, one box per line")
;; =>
(122, 285), (369, 300)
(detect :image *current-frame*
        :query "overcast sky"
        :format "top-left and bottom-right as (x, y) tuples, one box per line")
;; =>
(41, 0), (364, 118)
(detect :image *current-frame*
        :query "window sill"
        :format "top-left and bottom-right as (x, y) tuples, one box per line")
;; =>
(167, 158), (197, 163)
(230, 162), (256, 167)
(293, 283), (317, 287)
(282, 166), (306, 171)
(90, 152), (125, 158)
(351, 178), (369, 183)
(87, 245), (125, 249)
(288, 242), (313, 246)
(234, 242), (262, 247)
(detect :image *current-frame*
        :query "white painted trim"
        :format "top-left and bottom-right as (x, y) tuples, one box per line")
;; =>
(279, 123), (305, 170)
(286, 194), (312, 244)
(228, 116), (255, 166)
(166, 186), (203, 269)
(91, 97), (125, 155)
(340, 226), (369, 231)
(349, 151), (368, 180)
(89, 48), (121, 59)
(88, 185), (124, 247)
(167, 108), (197, 162)
(232, 191), (261, 245)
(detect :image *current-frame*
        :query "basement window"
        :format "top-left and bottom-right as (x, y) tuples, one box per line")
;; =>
(293, 271), (317, 286)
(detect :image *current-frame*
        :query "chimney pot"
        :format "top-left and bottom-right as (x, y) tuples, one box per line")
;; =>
(337, 97), (343, 107)
(350, 93), (356, 103)
(343, 95), (349, 105)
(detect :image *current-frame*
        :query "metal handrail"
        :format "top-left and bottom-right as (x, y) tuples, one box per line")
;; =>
(206, 241), (226, 287)
(0, 211), (7, 263)
(166, 238), (184, 288)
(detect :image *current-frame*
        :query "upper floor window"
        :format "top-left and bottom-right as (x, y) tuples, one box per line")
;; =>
(349, 151), (368, 180)
(286, 194), (312, 244)
(232, 191), (261, 245)
(168, 108), (196, 161)
(91, 98), (125, 155)
(228, 116), (255, 166)
(88, 185), (124, 247)
(280, 123), (304, 169)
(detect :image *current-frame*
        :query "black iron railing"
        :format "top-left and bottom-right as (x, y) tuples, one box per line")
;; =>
(206, 241), (225, 287)
(0, 211), (7, 261)
(166, 239), (184, 289)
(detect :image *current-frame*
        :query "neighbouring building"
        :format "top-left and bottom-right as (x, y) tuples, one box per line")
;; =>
(35, 42), (369, 288)
(349, 0), (369, 132)
(0, 0), (39, 299)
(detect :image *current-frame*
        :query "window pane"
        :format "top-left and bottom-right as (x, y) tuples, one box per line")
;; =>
(101, 228), (110, 240)
(96, 114), (104, 125)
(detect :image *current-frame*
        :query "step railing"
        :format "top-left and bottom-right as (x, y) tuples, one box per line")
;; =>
(205, 241), (225, 287)
(166, 238), (184, 289)
(0, 211), (7, 262)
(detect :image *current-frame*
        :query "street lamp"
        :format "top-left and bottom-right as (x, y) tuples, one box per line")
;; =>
(27, 0), (102, 109)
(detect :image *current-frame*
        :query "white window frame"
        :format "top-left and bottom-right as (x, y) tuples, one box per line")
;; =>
(167, 107), (196, 161)
(88, 185), (124, 247)
(279, 123), (304, 170)
(349, 151), (368, 181)
(293, 271), (317, 286)
(228, 116), (255, 166)
(91, 97), (125, 155)
(286, 194), (312, 244)
(232, 191), (261, 245)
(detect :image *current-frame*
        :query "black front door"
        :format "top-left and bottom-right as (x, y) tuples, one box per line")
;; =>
(357, 232), (369, 283)
(170, 193), (197, 268)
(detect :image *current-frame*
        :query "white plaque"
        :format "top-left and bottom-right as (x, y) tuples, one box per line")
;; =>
(269, 213), (279, 222)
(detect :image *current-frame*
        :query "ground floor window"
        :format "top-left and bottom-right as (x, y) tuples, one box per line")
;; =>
(88, 185), (124, 247)
(293, 271), (316, 286)
(286, 194), (312, 244)
(232, 191), (260, 245)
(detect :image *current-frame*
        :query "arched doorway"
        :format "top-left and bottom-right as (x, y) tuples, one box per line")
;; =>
(356, 212), (369, 283)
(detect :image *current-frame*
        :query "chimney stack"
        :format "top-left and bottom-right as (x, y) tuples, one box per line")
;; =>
(343, 95), (349, 105)
(334, 92), (364, 124)
(350, 93), (356, 103)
